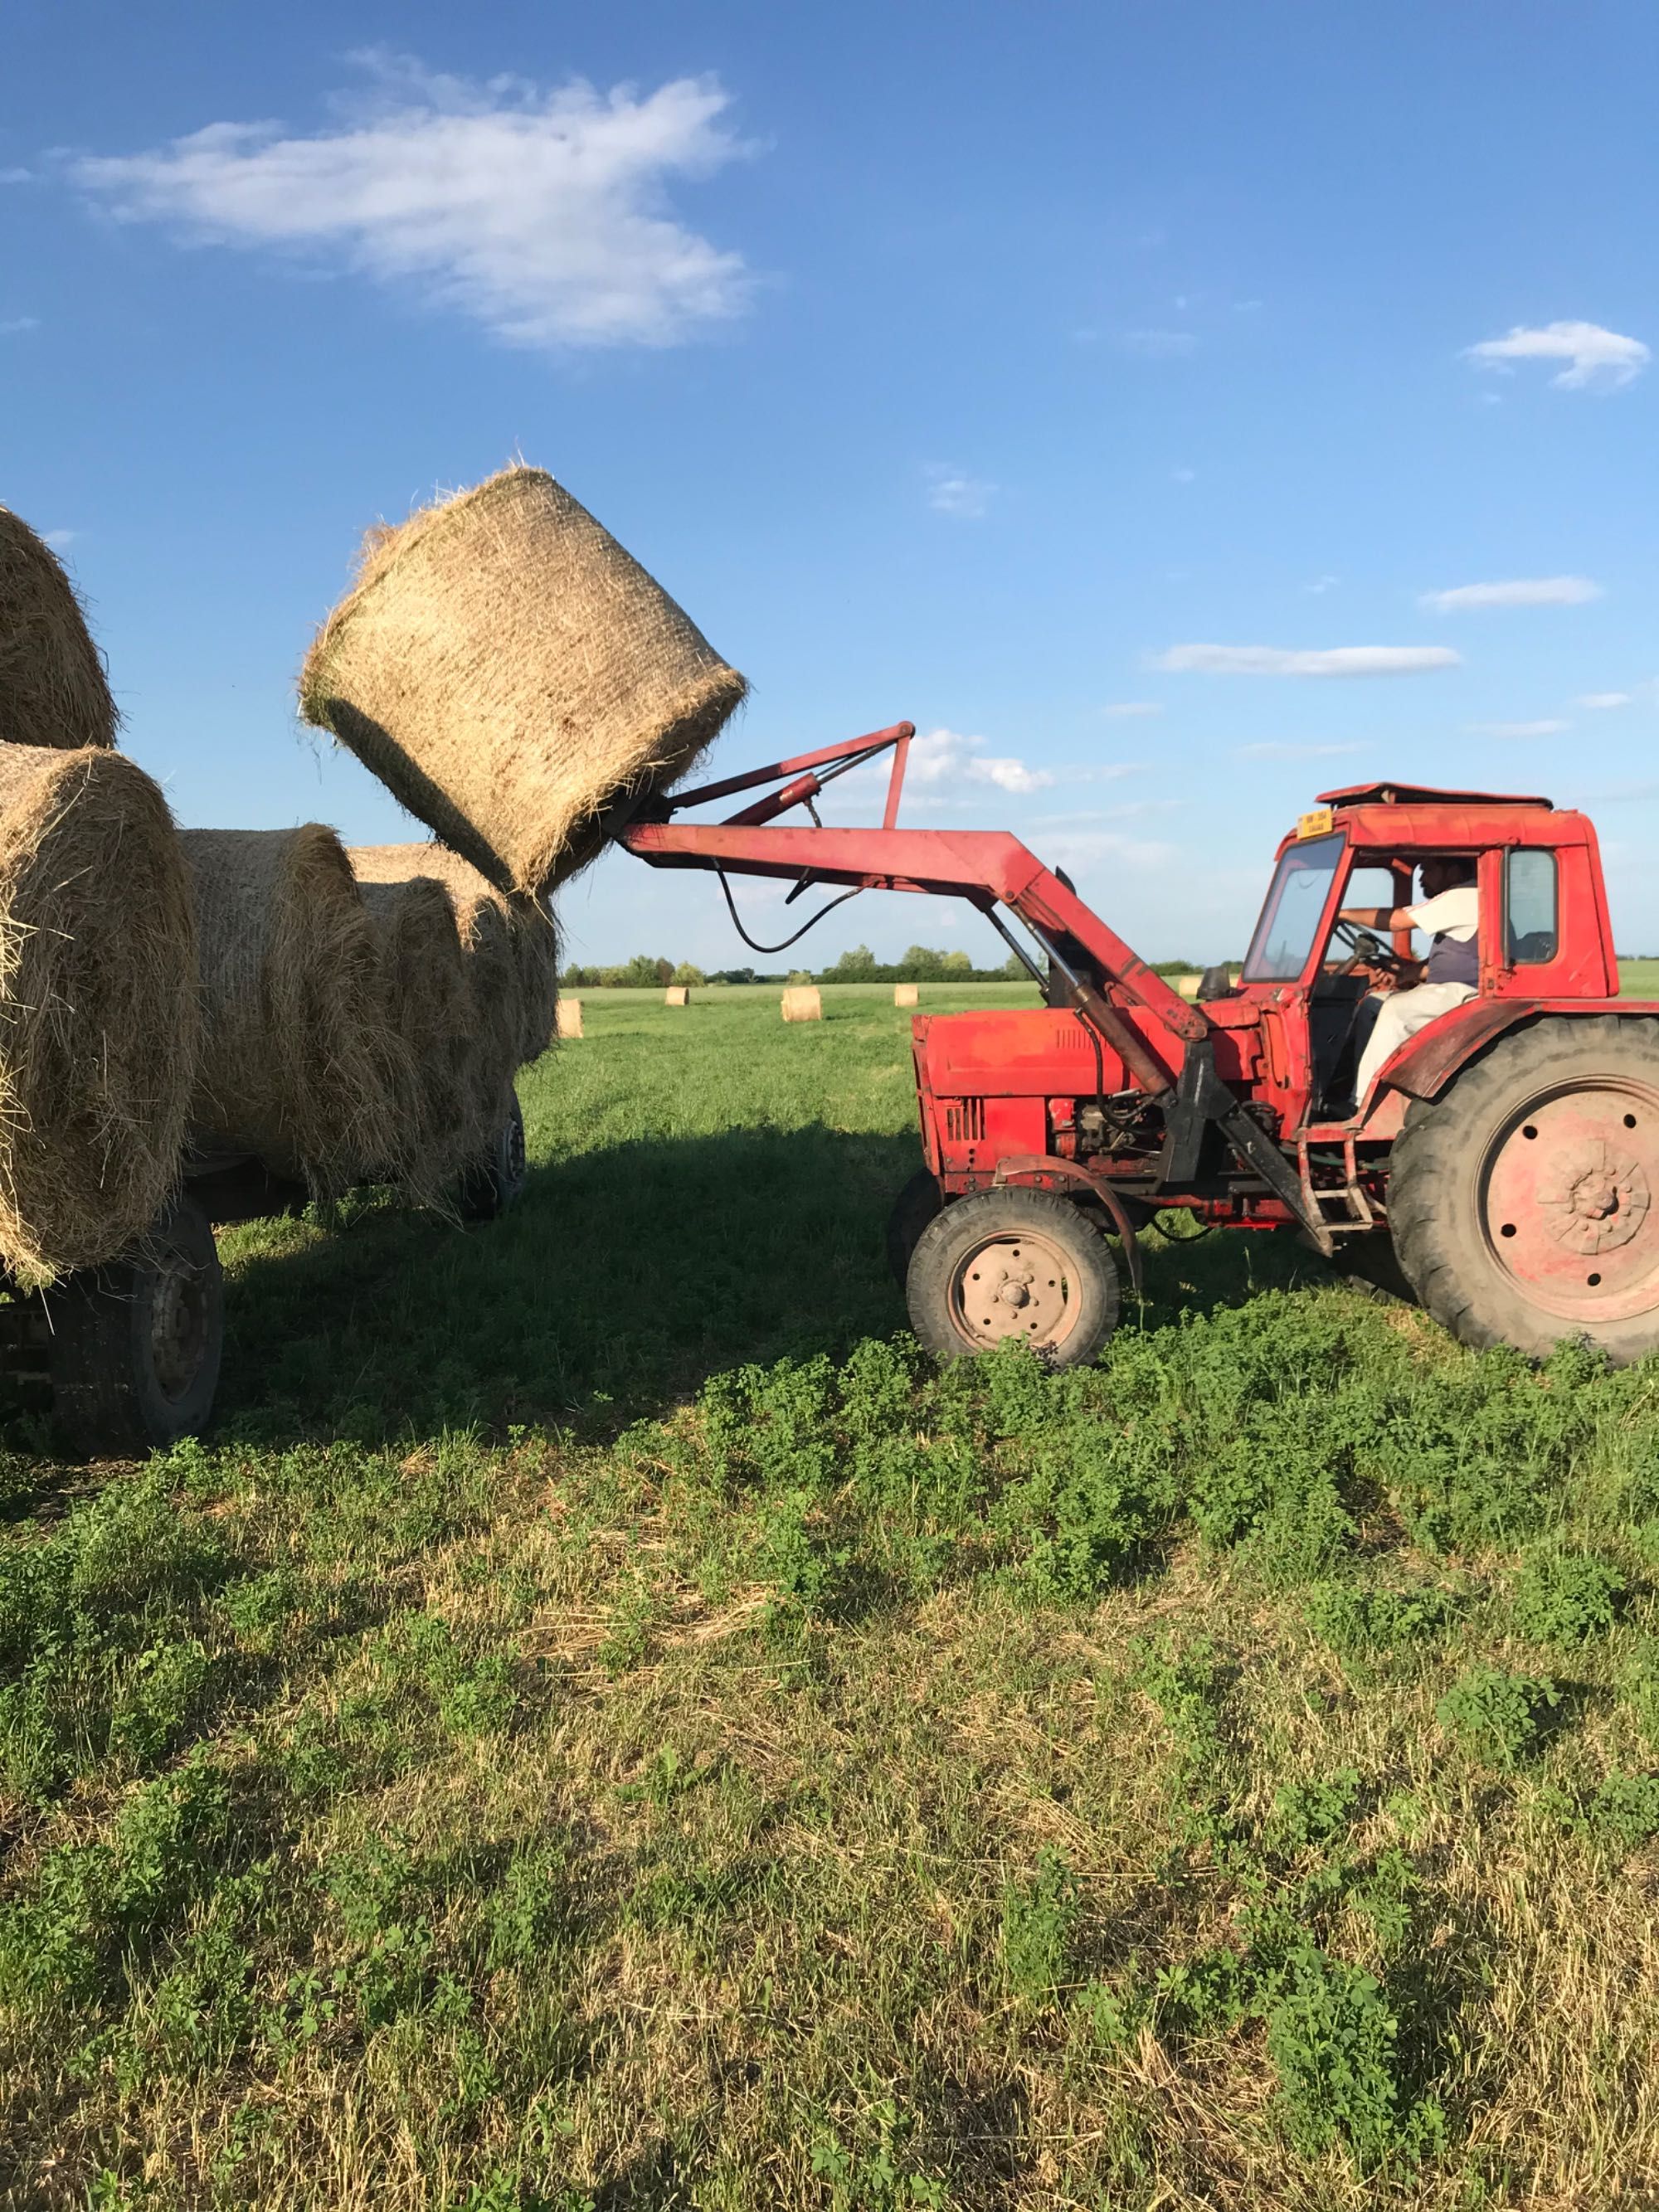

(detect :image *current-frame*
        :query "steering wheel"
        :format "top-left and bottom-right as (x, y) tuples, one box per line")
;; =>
(1330, 920), (1408, 978)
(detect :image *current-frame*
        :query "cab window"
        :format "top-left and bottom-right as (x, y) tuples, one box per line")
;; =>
(1243, 834), (1345, 981)
(1506, 849), (1558, 964)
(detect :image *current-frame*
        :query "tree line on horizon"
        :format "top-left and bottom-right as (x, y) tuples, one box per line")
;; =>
(557, 944), (1211, 989)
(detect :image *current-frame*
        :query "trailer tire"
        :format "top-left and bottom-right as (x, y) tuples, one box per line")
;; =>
(46, 1194), (223, 1458)
(457, 1095), (528, 1223)
(1389, 1014), (1659, 1363)
(906, 1188), (1119, 1368)
(886, 1169), (943, 1285)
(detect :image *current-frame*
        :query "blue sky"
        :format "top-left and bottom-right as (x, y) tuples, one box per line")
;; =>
(4, 1), (1656, 966)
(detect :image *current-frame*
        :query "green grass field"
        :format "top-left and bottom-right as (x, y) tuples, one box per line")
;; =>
(5, 980), (1659, 2209)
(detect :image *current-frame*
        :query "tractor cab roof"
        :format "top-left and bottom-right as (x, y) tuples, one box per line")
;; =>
(1316, 780), (1552, 810)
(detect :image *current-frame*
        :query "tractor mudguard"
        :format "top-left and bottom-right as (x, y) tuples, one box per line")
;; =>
(1377, 996), (1659, 1104)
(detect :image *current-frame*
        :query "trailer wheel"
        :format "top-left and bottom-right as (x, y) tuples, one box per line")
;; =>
(1389, 1015), (1659, 1363)
(886, 1168), (943, 1285)
(906, 1188), (1120, 1367)
(457, 1094), (528, 1223)
(46, 1194), (223, 1457)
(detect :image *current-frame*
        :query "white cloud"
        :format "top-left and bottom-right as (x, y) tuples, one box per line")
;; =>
(1420, 575), (1602, 613)
(1235, 742), (1362, 761)
(1464, 320), (1649, 391)
(1170, 466), (1195, 484)
(1574, 692), (1631, 710)
(1099, 701), (1164, 719)
(1153, 643), (1460, 678)
(41, 529), (76, 551)
(0, 315), (38, 334)
(1304, 575), (1340, 595)
(70, 56), (754, 349)
(0, 168), (32, 185)
(1467, 719), (1571, 739)
(925, 465), (993, 520)
(907, 727), (1052, 795)
(1036, 826), (1177, 873)
(1120, 328), (1195, 358)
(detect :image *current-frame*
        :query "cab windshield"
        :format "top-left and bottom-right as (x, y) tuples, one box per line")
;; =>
(1243, 834), (1345, 981)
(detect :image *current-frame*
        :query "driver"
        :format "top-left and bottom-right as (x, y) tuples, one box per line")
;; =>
(1339, 857), (1479, 1108)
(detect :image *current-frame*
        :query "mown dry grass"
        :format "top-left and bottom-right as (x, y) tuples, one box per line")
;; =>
(2, 984), (1659, 2208)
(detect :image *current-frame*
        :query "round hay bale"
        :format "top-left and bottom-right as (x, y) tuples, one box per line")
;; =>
(0, 509), (118, 751)
(554, 999), (583, 1040)
(348, 841), (555, 1076)
(299, 467), (747, 897)
(182, 827), (400, 1195)
(0, 746), (197, 1284)
(893, 982), (919, 1007)
(664, 984), (689, 1006)
(355, 876), (477, 1194)
(781, 986), (822, 1023)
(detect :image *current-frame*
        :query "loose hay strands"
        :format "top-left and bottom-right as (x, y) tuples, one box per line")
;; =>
(182, 827), (400, 1196)
(354, 875), (477, 1195)
(0, 508), (118, 751)
(299, 466), (747, 897)
(0, 746), (196, 1283)
(781, 986), (821, 1023)
(350, 841), (558, 1068)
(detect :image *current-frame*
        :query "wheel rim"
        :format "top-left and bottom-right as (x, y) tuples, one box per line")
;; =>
(500, 1106), (526, 1186)
(949, 1228), (1082, 1351)
(150, 1252), (210, 1401)
(1480, 1077), (1659, 1325)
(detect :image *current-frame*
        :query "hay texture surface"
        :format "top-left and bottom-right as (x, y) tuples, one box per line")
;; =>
(555, 999), (583, 1041)
(350, 842), (557, 1067)
(183, 828), (399, 1194)
(355, 875), (476, 1194)
(781, 987), (822, 1023)
(300, 468), (747, 897)
(0, 746), (197, 1283)
(893, 983), (919, 1006)
(0, 509), (118, 751)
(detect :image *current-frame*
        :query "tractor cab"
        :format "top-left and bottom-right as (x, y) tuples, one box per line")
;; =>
(1238, 784), (1618, 1127)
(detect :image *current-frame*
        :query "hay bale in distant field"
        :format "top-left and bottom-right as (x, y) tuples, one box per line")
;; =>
(349, 841), (557, 1072)
(893, 983), (919, 1007)
(0, 746), (196, 1283)
(664, 984), (689, 1006)
(0, 509), (118, 751)
(781, 987), (822, 1023)
(183, 827), (400, 1194)
(555, 999), (583, 1040)
(356, 876), (477, 1192)
(299, 466), (747, 897)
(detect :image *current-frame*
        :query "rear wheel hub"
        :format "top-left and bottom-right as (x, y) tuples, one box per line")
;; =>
(1481, 1081), (1659, 1321)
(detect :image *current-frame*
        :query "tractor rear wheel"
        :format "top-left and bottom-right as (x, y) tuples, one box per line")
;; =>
(1389, 1015), (1659, 1363)
(456, 1095), (528, 1223)
(905, 1188), (1119, 1367)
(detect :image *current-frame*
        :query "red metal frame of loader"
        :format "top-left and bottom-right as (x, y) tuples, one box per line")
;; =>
(622, 723), (1659, 1247)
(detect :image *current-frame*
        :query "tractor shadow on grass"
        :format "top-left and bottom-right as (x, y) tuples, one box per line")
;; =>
(210, 1130), (1342, 1451)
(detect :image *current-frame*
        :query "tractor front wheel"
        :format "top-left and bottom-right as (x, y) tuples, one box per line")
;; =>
(905, 1188), (1120, 1367)
(1389, 1014), (1659, 1363)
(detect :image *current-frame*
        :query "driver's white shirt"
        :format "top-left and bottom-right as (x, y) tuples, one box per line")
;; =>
(1402, 886), (1478, 941)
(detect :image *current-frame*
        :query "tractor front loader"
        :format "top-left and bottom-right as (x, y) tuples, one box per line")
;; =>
(623, 723), (1659, 1367)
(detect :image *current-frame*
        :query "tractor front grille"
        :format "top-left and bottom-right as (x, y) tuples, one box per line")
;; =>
(944, 1097), (986, 1145)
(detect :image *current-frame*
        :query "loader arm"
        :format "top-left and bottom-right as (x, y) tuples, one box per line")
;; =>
(620, 722), (1206, 1087)
(620, 722), (1332, 1246)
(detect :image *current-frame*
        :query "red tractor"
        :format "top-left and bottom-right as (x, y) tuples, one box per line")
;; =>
(624, 723), (1659, 1367)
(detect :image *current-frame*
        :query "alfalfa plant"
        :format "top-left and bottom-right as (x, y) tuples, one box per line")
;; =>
(1437, 1664), (1560, 1768)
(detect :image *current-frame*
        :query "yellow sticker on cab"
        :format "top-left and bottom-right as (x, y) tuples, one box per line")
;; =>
(1296, 806), (1335, 839)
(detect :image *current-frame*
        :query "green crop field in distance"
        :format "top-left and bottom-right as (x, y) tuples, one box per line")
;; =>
(3, 982), (1659, 2209)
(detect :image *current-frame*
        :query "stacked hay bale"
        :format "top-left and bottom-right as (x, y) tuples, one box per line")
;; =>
(0, 508), (119, 751)
(349, 843), (558, 1129)
(300, 465), (747, 897)
(0, 746), (197, 1283)
(182, 828), (402, 1198)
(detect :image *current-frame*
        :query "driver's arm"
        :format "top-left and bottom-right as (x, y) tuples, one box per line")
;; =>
(1337, 905), (1415, 931)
